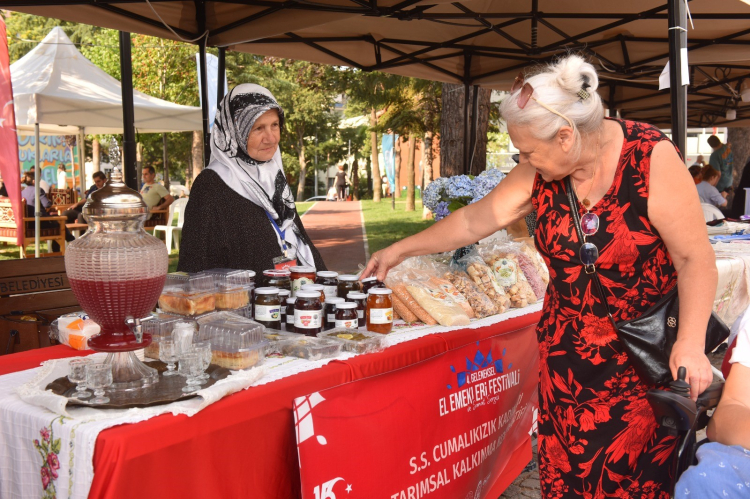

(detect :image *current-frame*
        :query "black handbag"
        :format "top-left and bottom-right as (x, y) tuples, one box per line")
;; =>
(564, 176), (729, 386)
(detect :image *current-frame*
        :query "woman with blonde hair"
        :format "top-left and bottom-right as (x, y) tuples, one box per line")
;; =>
(363, 54), (714, 497)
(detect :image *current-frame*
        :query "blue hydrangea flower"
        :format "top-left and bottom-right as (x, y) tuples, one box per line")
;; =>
(434, 201), (451, 221)
(446, 175), (474, 199)
(472, 168), (506, 200)
(423, 177), (447, 211)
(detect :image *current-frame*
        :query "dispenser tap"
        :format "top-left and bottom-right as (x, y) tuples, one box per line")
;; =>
(125, 316), (144, 343)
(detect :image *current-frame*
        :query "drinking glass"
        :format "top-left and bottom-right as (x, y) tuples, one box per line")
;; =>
(178, 352), (201, 393)
(193, 341), (212, 383)
(159, 340), (179, 376)
(67, 358), (93, 399)
(85, 363), (113, 404)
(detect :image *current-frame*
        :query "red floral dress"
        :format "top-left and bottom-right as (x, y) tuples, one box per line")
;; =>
(531, 119), (678, 499)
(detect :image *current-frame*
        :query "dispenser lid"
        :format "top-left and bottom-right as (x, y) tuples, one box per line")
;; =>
(83, 168), (148, 219)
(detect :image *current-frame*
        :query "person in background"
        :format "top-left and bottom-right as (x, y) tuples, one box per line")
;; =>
(57, 164), (67, 189)
(21, 170), (73, 251)
(691, 155), (705, 168)
(335, 164), (348, 201)
(62, 171), (107, 224)
(708, 135), (734, 194)
(0, 176), (7, 197)
(697, 166), (728, 208)
(688, 165), (703, 185)
(140, 166), (173, 218)
(381, 175), (391, 198)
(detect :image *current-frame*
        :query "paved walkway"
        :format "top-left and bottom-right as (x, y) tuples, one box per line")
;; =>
(302, 201), (368, 274)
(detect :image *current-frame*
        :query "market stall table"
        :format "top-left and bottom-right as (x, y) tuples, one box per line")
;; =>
(0, 307), (542, 499)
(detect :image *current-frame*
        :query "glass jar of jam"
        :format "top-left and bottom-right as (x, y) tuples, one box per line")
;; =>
(294, 291), (323, 336)
(315, 271), (339, 300)
(290, 266), (316, 297)
(324, 297), (345, 331)
(254, 287), (281, 329)
(335, 303), (359, 330)
(262, 269), (291, 291)
(360, 276), (385, 295)
(346, 292), (367, 328)
(285, 297), (296, 331)
(366, 288), (393, 334)
(337, 274), (360, 298)
(277, 289), (290, 326)
(301, 284), (326, 305)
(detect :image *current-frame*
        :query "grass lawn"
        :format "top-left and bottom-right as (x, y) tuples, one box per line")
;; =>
(296, 201), (314, 217)
(361, 198), (435, 255)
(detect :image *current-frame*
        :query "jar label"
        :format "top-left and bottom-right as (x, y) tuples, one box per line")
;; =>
(294, 309), (322, 328)
(323, 286), (337, 300)
(357, 310), (364, 319)
(255, 305), (280, 321)
(335, 319), (358, 329)
(327, 313), (336, 323)
(292, 277), (314, 297)
(286, 313), (294, 325)
(492, 258), (518, 287)
(369, 308), (393, 324)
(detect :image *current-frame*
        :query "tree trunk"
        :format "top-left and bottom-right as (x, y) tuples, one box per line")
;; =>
(296, 132), (307, 202)
(729, 127), (750, 194)
(371, 109), (382, 202)
(366, 155), (372, 195)
(422, 131), (434, 219)
(136, 142), (143, 186)
(190, 130), (203, 189)
(92, 138), (100, 173)
(351, 146), (360, 201)
(162, 133), (170, 190)
(406, 135), (416, 211)
(439, 83), (492, 177)
(394, 136), (402, 198)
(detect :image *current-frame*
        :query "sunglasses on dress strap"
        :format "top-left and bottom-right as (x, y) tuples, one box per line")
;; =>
(511, 72), (575, 129)
(579, 212), (600, 269)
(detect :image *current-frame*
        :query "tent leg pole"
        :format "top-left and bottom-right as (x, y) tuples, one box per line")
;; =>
(35, 123), (40, 258)
(198, 42), (210, 166)
(217, 47), (226, 110)
(78, 127), (85, 197)
(668, 0), (687, 156)
(119, 31), (137, 190)
(469, 84), (479, 175)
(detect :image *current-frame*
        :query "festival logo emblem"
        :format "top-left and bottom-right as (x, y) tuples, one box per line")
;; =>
(447, 345), (509, 390)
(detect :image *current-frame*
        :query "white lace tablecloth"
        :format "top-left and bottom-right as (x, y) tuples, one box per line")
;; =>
(0, 305), (542, 499)
(714, 241), (750, 326)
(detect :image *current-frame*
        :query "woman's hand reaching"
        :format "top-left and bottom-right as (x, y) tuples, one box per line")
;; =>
(361, 244), (406, 282)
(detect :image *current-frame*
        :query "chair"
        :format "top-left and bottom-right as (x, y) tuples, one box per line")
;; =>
(0, 198), (66, 258)
(701, 203), (724, 222)
(152, 198), (188, 252)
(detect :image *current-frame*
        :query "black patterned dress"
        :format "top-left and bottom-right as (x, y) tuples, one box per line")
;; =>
(531, 119), (679, 498)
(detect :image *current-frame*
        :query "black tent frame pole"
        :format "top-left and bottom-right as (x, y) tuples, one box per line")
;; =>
(609, 84), (617, 118)
(469, 84), (479, 175)
(668, 0), (687, 156)
(463, 52), (471, 175)
(217, 47), (226, 111)
(198, 41), (211, 166)
(118, 31), (137, 190)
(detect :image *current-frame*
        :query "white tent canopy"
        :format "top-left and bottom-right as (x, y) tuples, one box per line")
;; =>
(11, 27), (202, 135)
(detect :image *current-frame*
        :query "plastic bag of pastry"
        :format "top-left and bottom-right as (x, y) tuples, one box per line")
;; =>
(443, 270), (498, 319)
(515, 252), (546, 300)
(55, 312), (100, 350)
(425, 276), (475, 318)
(454, 251), (509, 313)
(405, 281), (470, 327)
(519, 244), (550, 286)
(384, 264), (438, 325)
(478, 242), (537, 307)
(392, 294), (419, 323)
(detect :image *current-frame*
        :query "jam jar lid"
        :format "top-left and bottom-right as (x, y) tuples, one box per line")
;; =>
(369, 288), (393, 295)
(301, 284), (325, 292)
(338, 274), (358, 281)
(325, 297), (345, 305)
(347, 292), (367, 299)
(286, 297), (296, 304)
(254, 287), (280, 295)
(263, 269), (291, 277)
(290, 266), (316, 273)
(83, 167), (148, 220)
(296, 291), (321, 299)
(361, 276), (378, 283)
(278, 289), (291, 297)
(317, 271), (339, 278)
(336, 302), (357, 309)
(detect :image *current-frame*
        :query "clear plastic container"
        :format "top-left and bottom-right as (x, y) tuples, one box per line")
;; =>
(276, 336), (343, 360)
(159, 272), (216, 316)
(202, 268), (255, 310)
(317, 329), (386, 354)
(142, 314), (186, 359)
(202, 320), (267, 370)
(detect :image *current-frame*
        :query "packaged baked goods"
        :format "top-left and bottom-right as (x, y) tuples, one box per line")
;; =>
(519, 243), (550, 286)
(515, 252), (546, 301)
(55, 312), (101, 350)
(202, 268), (255, 310)
(479, 243), (538, 307)
(142, 313), (184, 359)
(276, 336), (343, 360)
(459, 255), (509, 313)
(159, 273), (216, 316)
(406, 283), (470, 327)
(444, 271), (498, 319)
(426, 276), (475, 319)
(387, 283), (437, 325)
(202, 320), (267, 370)
(318, 329), (385, 354)
(392, 294), (418, 323)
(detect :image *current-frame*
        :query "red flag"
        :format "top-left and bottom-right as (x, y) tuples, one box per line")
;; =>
(0, 14), (22, 246)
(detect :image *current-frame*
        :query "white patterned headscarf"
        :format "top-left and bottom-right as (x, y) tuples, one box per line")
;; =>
(208, 83), (315, 267)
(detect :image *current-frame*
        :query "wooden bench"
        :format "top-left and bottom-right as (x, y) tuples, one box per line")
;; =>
(0, 257), (80, 355)
(0, 198), (67, 258)
(66, 222), (88, 238)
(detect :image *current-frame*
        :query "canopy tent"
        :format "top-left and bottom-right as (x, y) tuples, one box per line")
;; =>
(11, 27), (203, 134)
(5, 0), (750, 128)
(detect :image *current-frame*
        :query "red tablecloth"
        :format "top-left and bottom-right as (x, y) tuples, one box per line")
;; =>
(0, 312), (541, 498)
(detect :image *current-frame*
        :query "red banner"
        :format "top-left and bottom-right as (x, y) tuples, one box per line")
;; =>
(0, 15), (22, 245)
(295, 327), (539, 499)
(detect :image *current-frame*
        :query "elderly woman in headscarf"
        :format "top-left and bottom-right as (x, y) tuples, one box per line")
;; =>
(178, 84), (326, 274)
